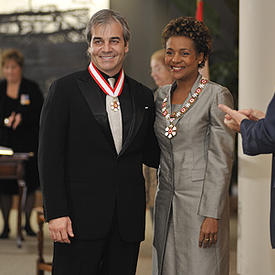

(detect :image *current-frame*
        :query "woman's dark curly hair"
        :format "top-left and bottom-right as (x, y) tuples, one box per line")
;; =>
(162, 17), (212, 68)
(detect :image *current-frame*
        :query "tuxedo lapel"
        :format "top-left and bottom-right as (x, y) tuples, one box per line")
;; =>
(76, 71), (116, 152)
(76, 72), (146, 157)
(119, 78), (145, 157)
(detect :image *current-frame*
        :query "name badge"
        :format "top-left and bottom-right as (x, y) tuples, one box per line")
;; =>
(20, 94), (30, 105)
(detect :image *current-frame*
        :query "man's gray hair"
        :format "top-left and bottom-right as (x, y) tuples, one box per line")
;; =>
(86, 9), (130, 45)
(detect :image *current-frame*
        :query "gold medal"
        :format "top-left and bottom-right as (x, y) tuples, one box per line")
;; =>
(111, 98), (120, 111)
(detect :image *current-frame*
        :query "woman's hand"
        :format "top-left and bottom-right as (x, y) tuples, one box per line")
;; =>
(4, 112), (22, 129)
(4, 112), (16, 128)
(199, 217), (218, 248)
(12, 113), (22, 129)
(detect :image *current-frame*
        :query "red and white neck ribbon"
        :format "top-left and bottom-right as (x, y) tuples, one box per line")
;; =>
(88, 62), (124, 97)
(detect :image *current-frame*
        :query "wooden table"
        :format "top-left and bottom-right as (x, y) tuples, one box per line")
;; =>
(0, 153), (29, 248)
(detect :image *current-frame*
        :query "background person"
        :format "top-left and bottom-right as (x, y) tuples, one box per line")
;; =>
(152, 17), (234, 275)
(0, 49), (44, 238)
(219, 95), (275, 248)
(150, 49), (174, 89)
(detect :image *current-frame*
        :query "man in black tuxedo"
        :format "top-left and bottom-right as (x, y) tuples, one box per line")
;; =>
(38, 9), (159, 275)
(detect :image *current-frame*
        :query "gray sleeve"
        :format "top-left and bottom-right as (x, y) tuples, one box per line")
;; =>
(198, 88), (235, 219)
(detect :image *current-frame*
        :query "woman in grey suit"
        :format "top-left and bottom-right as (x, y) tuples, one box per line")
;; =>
(152, 17), (234, 275)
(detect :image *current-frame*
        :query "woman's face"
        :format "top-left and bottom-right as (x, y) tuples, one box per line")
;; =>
(2, 59), (22, 83)
(150, 58), (174, 88)
(165, 36), (203, 81)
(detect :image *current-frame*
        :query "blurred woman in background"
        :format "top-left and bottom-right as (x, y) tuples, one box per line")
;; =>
(0, 49), (44, 238)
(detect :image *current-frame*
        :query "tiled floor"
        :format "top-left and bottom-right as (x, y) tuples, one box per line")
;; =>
(0, 193), (238, 275)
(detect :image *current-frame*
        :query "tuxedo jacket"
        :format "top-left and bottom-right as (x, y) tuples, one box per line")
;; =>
(38, 69), (159, 242)
(240, 93), (275, 248)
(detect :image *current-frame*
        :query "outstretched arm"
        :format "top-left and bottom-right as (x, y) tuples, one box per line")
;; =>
(219, 93), (275, 155)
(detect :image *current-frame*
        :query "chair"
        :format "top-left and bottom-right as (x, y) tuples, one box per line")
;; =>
(36, 208), (52, 275)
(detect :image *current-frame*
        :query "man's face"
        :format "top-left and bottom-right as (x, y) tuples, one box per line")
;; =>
(88, 21), (129, 76)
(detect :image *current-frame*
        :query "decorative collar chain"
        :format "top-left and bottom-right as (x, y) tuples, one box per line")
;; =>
(161, 78), (208, 139)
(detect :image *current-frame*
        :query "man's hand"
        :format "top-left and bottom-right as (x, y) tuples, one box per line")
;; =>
(199, 217), (218, 248)
(219, 104), (266, 132)
(218, 104), (249, 132)
(239, 109), (265, 121)
(48, 216), (74, 244)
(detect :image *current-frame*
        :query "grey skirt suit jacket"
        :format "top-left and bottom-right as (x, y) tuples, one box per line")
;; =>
(152, 74), (235, 275)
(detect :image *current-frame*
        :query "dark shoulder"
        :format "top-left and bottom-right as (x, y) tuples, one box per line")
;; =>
(0, 80), (6, 100)
(126, 75), (153, 101)
(21, 78), (41, 92)
(54, 70), (88, 85)
(21, 77), (39, 87)
(49, 70), (87, 95)
(21, 78), (43, 98)
(47, 70), (88, 101)
(0, 79), (7, 88)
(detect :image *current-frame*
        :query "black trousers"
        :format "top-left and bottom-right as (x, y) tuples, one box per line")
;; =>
(52, 215), (140, 275)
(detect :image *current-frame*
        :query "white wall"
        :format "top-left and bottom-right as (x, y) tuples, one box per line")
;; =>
(238, 0), (275, 274)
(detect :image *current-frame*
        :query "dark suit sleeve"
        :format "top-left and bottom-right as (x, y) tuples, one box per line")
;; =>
(38, 80), (70, 221)
(241, 93), (275, 155)
(142, 89), (160, 168)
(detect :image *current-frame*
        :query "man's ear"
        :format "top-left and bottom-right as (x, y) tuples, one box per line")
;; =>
(125, 42), (129, 54)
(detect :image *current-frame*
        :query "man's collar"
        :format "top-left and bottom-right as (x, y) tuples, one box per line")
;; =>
(96, 68), (121, 82)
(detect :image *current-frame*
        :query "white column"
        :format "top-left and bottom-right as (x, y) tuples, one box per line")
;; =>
(238, 0), (275, 274)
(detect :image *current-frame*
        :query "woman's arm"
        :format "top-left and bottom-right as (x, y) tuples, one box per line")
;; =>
(198, 88), (235, 247)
